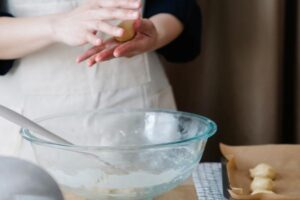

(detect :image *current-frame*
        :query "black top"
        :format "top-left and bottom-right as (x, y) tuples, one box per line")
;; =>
(144, 0), (202, 63)
(0, 0), (202, 75)
(0, 12), (15, 75)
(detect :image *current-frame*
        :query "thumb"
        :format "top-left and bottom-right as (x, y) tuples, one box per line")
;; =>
(134, 19), (154, 34)
(133, 18), (142, 30)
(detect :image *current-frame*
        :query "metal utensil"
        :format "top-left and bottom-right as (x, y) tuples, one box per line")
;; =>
(221, 157), (230, 199)
(0, 156), (64, 200)
(0, 104), (127, 174)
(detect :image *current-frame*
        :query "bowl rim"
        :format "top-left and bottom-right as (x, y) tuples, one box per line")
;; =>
(20, 108), (217, 151)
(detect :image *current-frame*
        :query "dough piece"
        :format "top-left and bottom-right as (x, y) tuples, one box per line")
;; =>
(250, 177), (273, 191)
(115, 20), (136, 42)
(251, 190), (275, 195)
(250, 163), (276, 179)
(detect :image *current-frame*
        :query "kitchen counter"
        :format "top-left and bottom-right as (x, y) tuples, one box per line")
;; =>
(157, 177), (197, 200)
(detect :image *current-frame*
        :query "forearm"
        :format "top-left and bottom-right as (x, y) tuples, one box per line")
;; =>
(0, 15), (56, 59)
(149, 13), (183, 50)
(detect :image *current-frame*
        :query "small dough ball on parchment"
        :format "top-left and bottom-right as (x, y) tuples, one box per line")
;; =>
(250, 163), (276, 179)
(250, 177), (273, 191)
(251, 190), (275, 195)
(115, 20), (136, 42)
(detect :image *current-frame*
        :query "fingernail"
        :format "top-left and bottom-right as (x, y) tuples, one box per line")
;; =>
(132, 1), (141, 8)
(114, 52), (120, 57)
(131, 12), (139, 18)
(134, 19), (141, 29)
(115, 28), (124, 36)
(96, 39), (102, 45)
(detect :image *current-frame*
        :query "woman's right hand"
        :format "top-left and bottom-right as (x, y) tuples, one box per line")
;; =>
(51, 0), (141, 46)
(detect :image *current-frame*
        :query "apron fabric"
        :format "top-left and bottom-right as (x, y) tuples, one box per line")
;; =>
(0, 0), (176, 158)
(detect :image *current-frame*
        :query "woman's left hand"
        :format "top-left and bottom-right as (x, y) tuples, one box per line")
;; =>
(77, 19), (158, 66)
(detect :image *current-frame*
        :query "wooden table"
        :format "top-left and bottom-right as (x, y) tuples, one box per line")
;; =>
(64, 177), (197, 200)
(157, 177), (197, 200)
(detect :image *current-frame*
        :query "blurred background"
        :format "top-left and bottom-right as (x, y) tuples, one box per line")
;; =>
(163, 0), (299, 161)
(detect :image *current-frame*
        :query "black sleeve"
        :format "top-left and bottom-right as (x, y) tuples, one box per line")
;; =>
(144, 0), (202, 63)
(0, 12), (15, 76)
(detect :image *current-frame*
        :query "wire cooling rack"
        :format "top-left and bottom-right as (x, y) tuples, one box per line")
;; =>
(193, 163), (226, 200)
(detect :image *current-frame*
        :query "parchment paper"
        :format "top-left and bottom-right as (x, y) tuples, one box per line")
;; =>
(220, 143), (300, 200)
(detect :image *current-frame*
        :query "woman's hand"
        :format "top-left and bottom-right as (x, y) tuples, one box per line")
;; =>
(51, 0), (141, 46)
(77, 19), (159, 66)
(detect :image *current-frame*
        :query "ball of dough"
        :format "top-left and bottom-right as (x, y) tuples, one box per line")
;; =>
(250, 177), (273, 191)
(250, 163), (276, 179)
(251, 190), (275, 195)
(115, 20), (136, 42)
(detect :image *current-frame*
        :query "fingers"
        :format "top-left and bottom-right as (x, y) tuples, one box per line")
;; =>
(135, 19), (155, 34)
(87, 55), (98, 67)
(94, 47), (116, 62)
(78, 40), (138, 66)
(86, 47), (115, 67)
(77, 45), (105, 63)
(86, 33), (102, 46)
(98, 0), (142, 9)
(134, 18), (142, 31)
(86, 8), (140, 21)
(91, 41), (118, 63)
(114, 38), (144, 57)
(85, 9), (140, 38)
(77, 38), (117, 63)
(87, 21), (124, 37)
(112, 19), (154, 57)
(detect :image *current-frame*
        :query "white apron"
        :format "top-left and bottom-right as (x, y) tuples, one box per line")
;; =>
(0, 0), (176, 158)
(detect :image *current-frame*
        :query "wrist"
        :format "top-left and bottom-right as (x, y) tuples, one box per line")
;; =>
(148, 18), (163, 51)
(47, 13), (64, 43)
(149, 14), (183, 50)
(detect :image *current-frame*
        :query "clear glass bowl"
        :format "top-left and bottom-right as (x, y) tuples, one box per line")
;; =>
(20, 109), (217, 200)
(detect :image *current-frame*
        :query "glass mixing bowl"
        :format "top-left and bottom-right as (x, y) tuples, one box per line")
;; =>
(20, 109), (217, 200)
